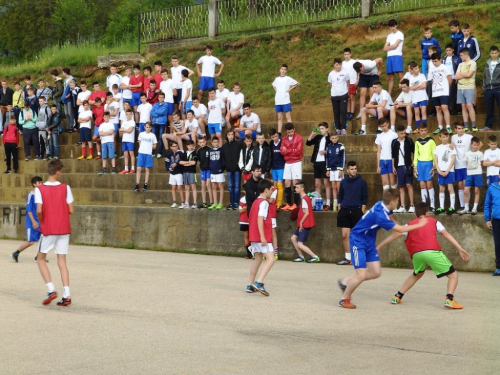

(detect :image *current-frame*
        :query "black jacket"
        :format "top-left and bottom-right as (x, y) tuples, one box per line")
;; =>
(251, 142), (272, 173)
(0, 87), (14, 106)
(245, 177), (260, 213)
(391, 137), (415, 167)
(306, 133), (332, 163)
(338, 175), (368, 209)
(197, 146), (211, 171)
(47, 112), (62, 133)
(221, 139), (242, 172)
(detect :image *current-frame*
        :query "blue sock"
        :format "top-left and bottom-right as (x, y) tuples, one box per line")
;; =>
(422, 119), (427, 125)
(416, 120), (420, 128)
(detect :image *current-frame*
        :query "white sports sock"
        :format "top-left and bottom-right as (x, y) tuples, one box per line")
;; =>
(345, 253), (351, 261)
(326, 199), (331, 206)
(421, 189), (428, 203)
(383, 185), (390, 190)
(450, 194), (455, 209)
(439, 193), (445, 209)
(458, 189), (465, 207)
(473, 203), (478, 210)
(125, 166), (129, 171)
(390, 126), (395, 132)
(429, 188), (435, 207)
(63, 286), (71, 298)
(361, 124), (367, 131)
(391, 184), (398, 189)
(438, 125), (443, 129)
(464, 203), (470, 210)
(334, 199), (338, 204)
(46, 282), (56, 293)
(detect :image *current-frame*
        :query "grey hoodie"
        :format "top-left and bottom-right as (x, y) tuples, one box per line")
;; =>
(483, 58), (500, 90)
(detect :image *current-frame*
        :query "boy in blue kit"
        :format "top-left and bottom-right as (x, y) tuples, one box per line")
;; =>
(384, 19), (404, 95)
(338, 188), (428, 309)
(421, 27), (442, 76)
(11, 176), (44, 263)
(208, 136), (225, 210)
(272, 64), (299, 134)
(196, 45), (224, 101)
(449, 20), (464, 58)
(269, 128), (285, 207)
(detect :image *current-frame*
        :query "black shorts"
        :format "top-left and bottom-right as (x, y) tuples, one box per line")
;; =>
(337, 207), (363, 229)
(358, 74), (380, 88)
(313, 161), (327, 179)
(240, 224), (249, 232)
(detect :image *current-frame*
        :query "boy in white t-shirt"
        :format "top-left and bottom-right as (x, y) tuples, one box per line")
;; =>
(226, 82), (244, 127)
(106, 64), (122, 93)
(77, 101), (93, 159)
(434, 129), (457, 215)
(216, 80), (230, 117)
(458, 137), (483, 215)
(384, 19), (405, 95)
(451, 122), (477, 210)
(206, 87), (225, 145)
(176, 110), (199, 145)
(76, 81), (91, 114)
(137, 93), (153, 133)
(358, 81), (393, 135)
(483, 135), (500, 186)
(408, 62), (429, 132)
(328, 58), (350, 135)
(428, 54), (453, 135)
(180, 69), (193, 119)
(134, 122), (157, 192)
(111, 83), (122, 110)
(235, 103), (260, 140)
(159, 68), (176, 125)
(375, 118), (398, 191)
(390, 78), (413, 133)
(342, 48), (358, 120)
(191, 97), (207, 137)
(272, 64), (299, 135)
(171, 55), (194, 112)
(196, 45), (224, 101)
(119, 67), (133, 112)
(119, 109), (136, 174)
(105, 92), (120, 154)
(98, 112), (117, 174)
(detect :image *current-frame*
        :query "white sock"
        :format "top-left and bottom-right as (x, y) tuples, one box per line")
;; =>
(450, 194), (455, 209)
(46, 282), (56, 293)
(299, 255), (305, 259)
(458, 189), (465, 207)
(125, 166), (129, 171)
(446, 125), (451, 129)
(391, 126), (395, 132)
(473, 203), (478, 211)
(438, 125), (443, 129)
(383, 185), (390, 190)
(131, 166), (135, 170)
(391, 184), (398, 189)
(326, 199), (331, 206)
(334, 199), (338, 204)
(361, 124), (367, 131)
(63, 286), (71, 298)
(428, 188), (435, 207)
(439, 193), (445, 209)
(98, 152), (101, 156)
(421, 189), (428, 203)
(345, 252), (351, 261)
(464, 203), (470, 210)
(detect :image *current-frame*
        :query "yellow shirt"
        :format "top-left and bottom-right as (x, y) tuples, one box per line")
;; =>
(457, 60), (476, 90)
(12, 90), (24, 109)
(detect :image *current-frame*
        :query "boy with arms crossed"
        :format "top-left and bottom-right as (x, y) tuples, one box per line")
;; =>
(408, 62), (428, 132)
(452, 122), (475, 210)
(98, 112), (117, 175)
(36, 159), (75, 306)
(179, 140), (198, 208)
(207, 88), (225, 145)
(455, 48), (477, 131)
(208, 136), (225, 210)
(375, 118), (398, 191)
(165, 142), (185, 208)
(414, 124), (436, 210)
(77, 101), (93, 160)
(383, 19), (405, 95)
(390, 78), (413, 134)
(434, 129), (457, 215)
(280, 122), (303, 210)
(482, 46), (500, 131)
(483, 135), (500, 186)
(328, 58), (349, 135)
(272, 64), (299, 135)
(427, 53), (453, 134)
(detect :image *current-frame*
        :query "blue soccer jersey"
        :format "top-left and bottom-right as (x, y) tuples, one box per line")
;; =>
(350, 201), (395, 248)
(25, 192), (40, 230)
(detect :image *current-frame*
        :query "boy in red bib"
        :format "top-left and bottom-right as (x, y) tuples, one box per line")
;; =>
(377, 202), (469, 309)
(291, 180), (320, 263)
(35, 159), (75, 306)
(247, 179), (276, 296)
(265, 173), (279, 260)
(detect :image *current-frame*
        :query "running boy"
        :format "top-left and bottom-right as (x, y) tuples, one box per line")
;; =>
(35, 159), (75, 306)
(272, 64), (299, 134)
(414, 124), (436, 210)
(377, 202), (469, 309)
(434, 129), (457, 215)
(326, 133), (346, 212)
(391, 125), (415, 213)
(134, 122), (157, 192)
(458, 136), (483, 215)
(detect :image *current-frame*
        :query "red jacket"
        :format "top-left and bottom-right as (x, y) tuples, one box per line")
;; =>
(2, 123), (19, 145)
(280, 132), (303, 164)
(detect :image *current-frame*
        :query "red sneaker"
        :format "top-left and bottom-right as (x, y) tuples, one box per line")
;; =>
(338, 298), (356, 309)
(129, 169), (136, 174)
(95, 155), (102, 160)
(280, 204), (291, 211)
(43, 291), (58, 305)
(289, 204), (297, 210)
(118, 170), (129, 174)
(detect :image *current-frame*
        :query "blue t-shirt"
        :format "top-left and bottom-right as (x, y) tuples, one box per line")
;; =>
(25, 191), (40, 230)
(271, 139), (285, 170)
(350, 201), (395, 247)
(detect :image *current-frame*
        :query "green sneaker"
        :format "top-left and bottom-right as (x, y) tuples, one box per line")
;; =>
(433, 128), (441, 135)
(446, 127), (452, 134)
(306, 256), (320, 263)
(464, 127), (470, 132)
(435, 207), (445, 215)
(208, 203), (217, 210)
(215, 203), (224, 209)
(446, 207), (456, 215)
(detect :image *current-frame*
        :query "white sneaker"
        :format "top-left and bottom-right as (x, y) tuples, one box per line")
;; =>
(191, 204), (197, 209)
(457, 208), (469, 215)
(171, 202), (178, 208)
(394, 206), (406, 213)
(180, 203), (189, 209)
(406, 127), (412, 134)
(356, 112), (362, 119)
(471, 209), (477, 215)
(408, 205), (415, 213)
(156, 154), (162, 159)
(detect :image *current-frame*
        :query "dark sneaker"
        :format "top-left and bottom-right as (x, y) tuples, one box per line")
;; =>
(98, 169), (107, 175)
(226, 204), (233, 210)
(336, 258), (351, 266)
(246, 285), (256, 293)
(11, 251), (19, 263)
(435, 207), (445, 215)
(306, 256), (320, 263)
(111, 169), (117, 174)
(446, 208), (456, 215)
(492, 269), (500, 276)
(337, 278), (347, 291)
(355, 129), (366, 135)
(430, 207), (435, 213)
(197, 203), (206, 209)
(43, 291), (58, 305)
(57, 297), (72, 306)
(232, 204), (239, 210)
(4, 170), (11, 174)
(253, 282), (269, 296)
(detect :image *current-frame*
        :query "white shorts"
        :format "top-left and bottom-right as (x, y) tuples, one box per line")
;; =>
(250, 242), (274, 254)
(283, 161), (302, 180)
(38, 234), (70, 255)
(272, 218), (277, 229)
(210, 173), (225, 183)
(329, 170), (344, 182)
(169, 174), (184, 186)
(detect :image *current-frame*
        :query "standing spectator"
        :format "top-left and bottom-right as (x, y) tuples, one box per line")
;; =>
(153, 61), (163, 91)
(47, 104), (61, 160)
(252, 133), (272, 177)
(159, 69), (176, 126)
(0, 80), (14, 116)
(206, 88), (225, 145)
(196, 45), (224, 101)
(36, 97), (50, 160)
(244, 164), (262, 214)
(326, 133), (346, 212)
(120, 67), (133, 113)
(383, 19), (404, 95)
(442, 44), (460, 115)
(458, 137), (483, 215)
(22, 76), (36, 100)
(106, 64), (122, 93)
(451, 122), (474, 210)
(77, 101), (93, 160)
(68, 80), (81, 132)
(19, 101), (38, 161)
(91, 98), (104, 159)
(483, 135), (500, 187)
(342, 48), (358, 120)
(455, 48), (477, 131)
(391, 125), (415, 213)
(12, 82), (24, 130)
(98, 112), (117, 175)
(481, 46), (500, 131)
(208, 136), (225, 210)
(272, 64), (299, 135)
(2, 117), (19, 173)
(408, 62), (429, 133)
(390, 79), (413, 134)
(280, 122), (303, 210)
(171, 55), (194, 112)
(51, 70), (64, 115)
(222, 129), (242, 209)
(269, 128), (285, 207)
(129, 65), (144, 124)
(76, 81), (91, 114)
(434, 129), (457, 215)
(180, 69), (193, 119)
(449, 20), (464, 58)
(420, 27), (442, 76)
(196, 137), (213, 208)
(306, 122), (332, 209)
(328, 58), (350, 134)
(239, 135), (254, 182)
(150, 92), (168, 156)
(375, 118), (398, 191)
(484, 171), (500, 276)
(36, 79), (52, 102)
(457, 23), (481, 63)
(427, 53), (453, 135)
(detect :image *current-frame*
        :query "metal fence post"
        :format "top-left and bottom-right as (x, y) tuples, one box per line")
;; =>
(362, 0), (373, 18)
(208, 0), (218, 38)
(137, 13), (141, 54)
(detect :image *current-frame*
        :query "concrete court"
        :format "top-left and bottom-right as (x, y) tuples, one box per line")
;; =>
(0, 239), (498, 375)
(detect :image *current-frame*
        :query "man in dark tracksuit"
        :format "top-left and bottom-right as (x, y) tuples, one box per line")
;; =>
(481, 46), (500, 131)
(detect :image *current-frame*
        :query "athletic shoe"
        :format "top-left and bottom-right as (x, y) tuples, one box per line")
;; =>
(156, 154), (162, 159)
(432, 128), (441, 135)
(430, 207), (436, 213)
(492, 269), (500, 276)
(480, 127), (493, 132)
(457, 208), (469, 215)
(391, 295), (402, 304)
(444, 299), (463, 309)
(292, 256), (305, 262)
(323, 205), (330, 211)
(289, 204), (297, 210)
(119, 170), (129, 174)
(253, 282), (269, 296)
(98, 169), (107, 175)
(143, 184), (148, 191)
(4, 170), (11, 174)
(215, 203), (224, 210)
(341, 129), (347, 135)
(171, 202), (178, 208)
(197, 203), (206, 209)
(226, 204), (233, 210)
(471, 209), (477, 215)
(232, 205), (238, 210)
(191, 204), (197, 209)
(95, 155), (102, 160)
(435, 207), (444, 215)
(337, 278), (347, 291)
(336, 259), (351, 266)
(111, 169), (117, 174)
(413, 129), (420, 134)
(274, 254), (278, 260)
(280, 204), (292, 211)
(208, 203), (217, 210)
(182, 203), (190, 209)
(43, 291), (58, 305)
(11, 251), (19, 263)
(34, 156), (42, 161)
(25, 156), (30, 161)
(129, 170), (136, 174)
(464, 127), (470, 132)
(333, 202), (338, 212)
(408, 205), (415, 213)
(347, 113), (354, 120)
(446, 207), (456, 215)
(86, 155), (93, 160)
(338, 298), (356, 309)
(394, 206), (406, 213)
(77, 155), (85, 160)
(133, 187), (140, 193)
(355, 129), (365, 135)
(178, 203), (185, 209)
(57, 297), (72, 306)
(472, 127), (479, 132)
(246, 285), (256, 293)
(306, 256), (320, 263)
(447, 127), (452, 134)
(336, 129), (341, 135)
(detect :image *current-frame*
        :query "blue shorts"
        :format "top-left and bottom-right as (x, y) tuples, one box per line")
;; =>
(465, 174), (483, 187)
(375, 108), (390, 119)
(181, 101), (193, 114)
(487, 175), (500, 186)
(139, 122), (146, 133)
(358, 74), (379, 88)
(27, 227), (41, 242)
(433, 96), (449, 107)
(200, 170), (211, 181)
(137, 153), (153, 168)
(131, 92), (142, 107)
(114, 123), (119, 133)
(199, 77), (215, 91)
(386, 55), (404, 74)
(165, 102), (174, 115)
(272, 168), (284, 182)
(413, 100), (428, 108)
(174, 89), (182, 104)
(455, 168), (467, 182)
(275, 103), (292, 113)
(238, 130), (258, 140)
(208, 123), (222, 134)
(102, 142), (115, 159)
(350, 238), (380, 269)
(397, 165), (413, 186)
(122, 142), (134, 152)
(80, 128), (91, 142)
(417, 161), (433, 181)
(293, 227), (311, 243)
(437, 171), (455, 185)
(379, 160), (393, 175)
(93, 125), (100, 137)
